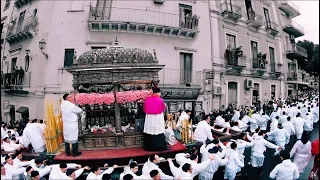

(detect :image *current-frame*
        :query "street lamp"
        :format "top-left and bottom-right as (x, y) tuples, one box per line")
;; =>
(39, 39), (48, 59)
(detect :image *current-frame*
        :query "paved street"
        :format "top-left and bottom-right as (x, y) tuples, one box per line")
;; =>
(242, 123), (319, 180)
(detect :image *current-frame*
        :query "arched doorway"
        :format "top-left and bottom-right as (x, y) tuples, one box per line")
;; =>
(228, 82), (237, 107)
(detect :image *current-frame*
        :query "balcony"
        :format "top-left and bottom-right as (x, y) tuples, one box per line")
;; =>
(246, 11), (263, 29)
(278, 0), (300, 18)
(2, 71), (31, 93)
(269, 63), (283, 78)
(158, 68), (201, 87)
(88, 6), (199, 39)
(287, 71), (297, 81)
(224, 48), (246, 75)
(286, 44), (308, 59)
(251, 58), (267, 76)
(6, 15), (38, 44)
(14, 0), (33, 9)
(220, 1), (242, 21)
(265, 21), (279, 36)
(283, 20), (304, 38)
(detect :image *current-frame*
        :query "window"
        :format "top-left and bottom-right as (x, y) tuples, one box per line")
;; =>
(271, 85), (276, 99)
(3, 0), (10, 11)
(245, 0), (253, 20)
(16, 11), (26, 33)
(180, 53), (192, 84)
(264, 8), (271, 28)
(179, 4), (192, 28)
(269, 47), (275, 72)
(64, 49), (75, 67)
(252, 83), (260, 104)
(250, 41), (258, 58)
(11, 57), (17, 73)
(94, 0), (111, 20)
(226, 34), (236, 49)
(91, 46), (106, 50)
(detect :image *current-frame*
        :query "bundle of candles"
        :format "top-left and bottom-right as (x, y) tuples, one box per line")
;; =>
(44, 99), (64, 154)
(181, 119), (193, 144)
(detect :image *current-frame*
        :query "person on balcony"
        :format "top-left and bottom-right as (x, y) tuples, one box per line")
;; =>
(18, 67), (25, 86)
(60, 93), (83, 157)
(143, 86), (170, 151)
(224, 45), (232, 65)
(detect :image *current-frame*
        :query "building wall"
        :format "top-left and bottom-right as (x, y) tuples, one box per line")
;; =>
(1, 0), (214, 119)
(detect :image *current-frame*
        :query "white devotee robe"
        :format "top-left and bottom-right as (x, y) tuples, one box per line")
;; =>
(1, 170), (14, 180)
(27, 164), (52, 178)
(193, 121), (214, 142)
(249, 114), (260, 133)
(224, 149), (244, 180)
(119, 166), (148, 180)
(269, 159), (299, 180)
(283, 121), (295, 136)
(86, 167), (114, 180)
(175, 153), (211, 178)
(229, 139), (254, 164)
(270, 111), (280, 120)
(200, 141), (227, 160)
(241, 115), (251, 125)
(231, 125), (241, 132)
(176, 112), (190, 129)
(259, 114), (270, 131)
(293, 117), (305, 139)
(1, 127), (8, 139)
(279, 114), (288, 124)
(61, 100), (83, 143)
(231, 111), (240, 122)
(4, 163), (26, 180)
(142, 159), (173, 179)
(214, 116), (225, 127)
(2, 142), (21, 151)
(270, 119), (279, 132)
(290, 140), (312, 173)
(49, 163), (78, 180)
(311, 107), (319, 123)
(13, 158), (32, 169)
(168, 161), (192, 180)
(199, 154), (228, 180)
(287, 107), (295, 119)
(248, 136), (279, 168)
(301, 107), (308, 118)
(267, 128), (290, 150)
(27, 123), (46, 153)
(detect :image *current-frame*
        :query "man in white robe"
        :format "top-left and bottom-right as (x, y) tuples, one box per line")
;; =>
(269, 151), (299, 180)
(200, 139), (227, 160)
(61, 93), (83, 157)
(176, 110), (191, 129)
(4, 155), (26, 180)
(175, 153), (214, 178)
(119, 161), (147, 180)
(49, 163), (80, 180)
(193, 115), (214, 143)
(293, 113), (305, 139)
(301, 105), (308, 118)
(283, 117), (295, 136)
(259, 112), (270, 131)
(224, 142), (244, 180)
(13, 152), (33, 169)
(267, 123), (290, 155)
(1, 164), (13, 180)
(86, 164), (116, 180)
(247, 131), (282, 176)
(199, 146), (229, 180)
(279, 111), (288, 124)
(22, 120), (46, 153)
(249, 111), (260, 133)
(142, 154), (173, 179)
(2, 137), (23, 152)
(231, 110), (240, 122)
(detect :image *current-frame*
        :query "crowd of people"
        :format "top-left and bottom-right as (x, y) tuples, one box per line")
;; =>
(1, 88), (319, 180)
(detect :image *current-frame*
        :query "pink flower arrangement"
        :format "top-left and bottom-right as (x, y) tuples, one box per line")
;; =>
(67, 90), (151, 105)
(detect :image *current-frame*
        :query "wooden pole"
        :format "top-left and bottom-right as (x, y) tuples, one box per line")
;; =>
(114, 84), (121, 133)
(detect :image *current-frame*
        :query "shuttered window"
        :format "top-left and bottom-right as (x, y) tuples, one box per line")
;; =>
(64, 49), (74, 67)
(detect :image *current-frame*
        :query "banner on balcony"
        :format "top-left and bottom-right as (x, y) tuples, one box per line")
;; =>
(160, 87), (200, 100)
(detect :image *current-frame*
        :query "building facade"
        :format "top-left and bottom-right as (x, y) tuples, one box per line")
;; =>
(0, 0), (316, 122)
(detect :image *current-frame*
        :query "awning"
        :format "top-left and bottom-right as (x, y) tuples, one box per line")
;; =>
(16, 106), (29, 114)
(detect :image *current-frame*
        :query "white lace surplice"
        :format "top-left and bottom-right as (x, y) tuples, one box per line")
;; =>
(144, 113), (165, 135)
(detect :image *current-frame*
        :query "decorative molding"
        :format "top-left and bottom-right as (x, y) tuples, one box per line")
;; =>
(260, 0), (271, 7)
(222, 24), (240, 32)
(174, 47), (197, 52)
(1, 16), (7, 22)
(8, 45), (22, 53)
(85, 41), (112, 45)
(247, 32), (261, 39)
(67, 10), (85, 12)
(266, 39), (276, 46)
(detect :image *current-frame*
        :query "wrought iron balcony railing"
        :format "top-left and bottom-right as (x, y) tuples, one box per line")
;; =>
(220, 1), (242, 20)
(89, 6), (199, 30)
(252, 58), (267, 69)
(7, 15), (37, 37)
(225, 48), (247, 67)
(158, 68), (201, 86)
(247, 11), (263, 27)
(265, 20), (279, 32)
(1, 71), (31, 90)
